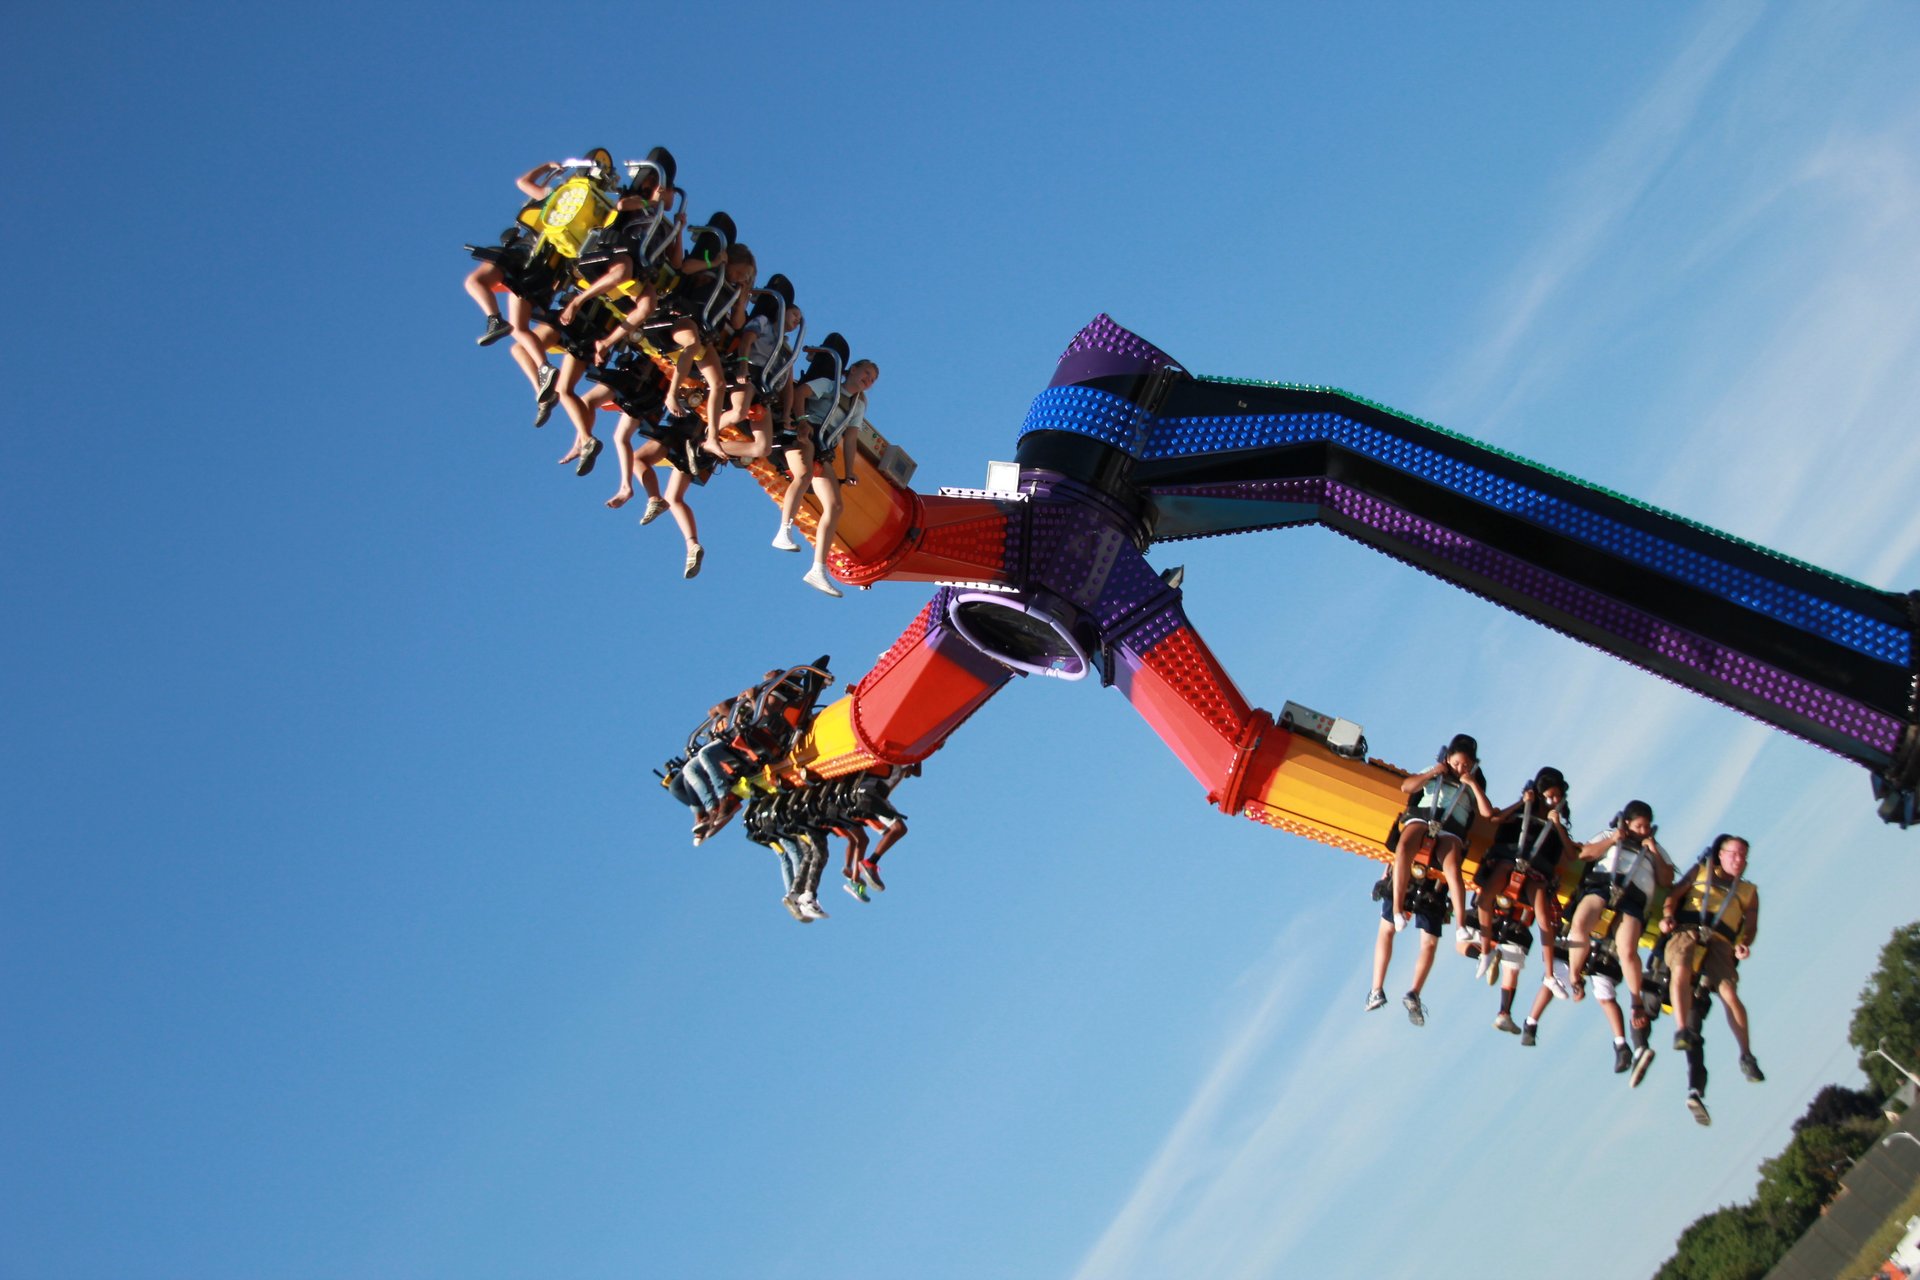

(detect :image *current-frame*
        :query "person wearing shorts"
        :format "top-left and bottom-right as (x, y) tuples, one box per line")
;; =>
(1386, 733), (1493, 947)
(1553, 800), (1673, 1071)
(1367, 880), (1444, 1026)
(1660, 834), (1763, 1113)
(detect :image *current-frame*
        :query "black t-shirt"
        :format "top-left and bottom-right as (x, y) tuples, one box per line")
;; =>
(1490, 806), (1569, 874)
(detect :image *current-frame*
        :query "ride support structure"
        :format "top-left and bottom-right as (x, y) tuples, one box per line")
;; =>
(752, 315), (1920, 848)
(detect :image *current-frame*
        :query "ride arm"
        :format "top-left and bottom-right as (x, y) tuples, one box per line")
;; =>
(1123, 371), (1918, 822)
(785, 589), (1017, 779)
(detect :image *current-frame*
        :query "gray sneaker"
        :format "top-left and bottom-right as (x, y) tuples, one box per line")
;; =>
(1520, 1021), (1538, 1047)
(1740, 1054), (1765, 1083)
(1365, 989), (1387, 1012)
(1403, 993), (1427, 1027)
(1613, 1042), (1633, 1074)
(1630, 1046), (1656, 1088)
(1687, 1091), (1712, 1126)
(1493, 1012), (1521, 1035)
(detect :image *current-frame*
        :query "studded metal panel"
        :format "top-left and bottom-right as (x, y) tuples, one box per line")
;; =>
(1118, 611), (1250, 743)
(1142, 414), (1908, 667)
(1018, 385), (1155, 454)
(1059, 313), (1181, 369)
(1150, 476), (1899, 753)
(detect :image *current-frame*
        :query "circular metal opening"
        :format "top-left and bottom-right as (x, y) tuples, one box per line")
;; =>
(947, 594), (1089, 680)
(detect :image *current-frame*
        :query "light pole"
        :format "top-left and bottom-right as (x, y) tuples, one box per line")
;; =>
(1884, 1133), (1920, 1153)
(1871, 1038), (1920, 1090)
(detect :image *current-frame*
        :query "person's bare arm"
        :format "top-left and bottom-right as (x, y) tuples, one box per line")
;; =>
(1736, 893), (1759, 957)
(515, 161), (561, 199)
(1400, 764), (1444, 796)
(1577, 830), (1617, 862)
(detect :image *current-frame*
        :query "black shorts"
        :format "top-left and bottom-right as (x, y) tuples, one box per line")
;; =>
(1576, 878), (1649, 923)
(1381, 891), (1443, 937)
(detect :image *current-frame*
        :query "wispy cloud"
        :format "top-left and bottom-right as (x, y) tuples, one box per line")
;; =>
(1424, 0), (1766, 428)
(1076, 6), (1920, 1277)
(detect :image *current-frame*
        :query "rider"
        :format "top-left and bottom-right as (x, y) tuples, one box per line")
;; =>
(1472, 766), (1576, 982)
(1554, 800), (1675, 1073)
(464, 160), (569, 419)
(1387, 733), (1492, 946)
(1366, 864), (1442, 1027)
(772, 342), (877, 597)
(1660, 834), (1764, 1108)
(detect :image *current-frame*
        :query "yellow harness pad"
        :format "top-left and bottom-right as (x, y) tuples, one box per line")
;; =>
(532, 176), (616, 260)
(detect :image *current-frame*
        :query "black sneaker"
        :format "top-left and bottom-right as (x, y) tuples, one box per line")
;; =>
(1673, 1029), (1695, 1052)
(1739, 1053), (1765, 1083)
(1630, 1045), (1655, 1088)
(1364, 989), (1387, 1012)
(1613, 1042), (1632, 1074)
(575, 436), (603, 477)
(1403, 993), (1427, 1027)
(478, 315), (511, 346)
(533, 397), (555, 428)
(1520, 1021), (1538, 1047)
(1687, 1090), (1712, 1126)
(535, 363), (559, 399)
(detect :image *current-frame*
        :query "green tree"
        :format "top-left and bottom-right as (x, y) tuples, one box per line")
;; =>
(1754, 1119), (1882, 1235)
(1793, 1083), (1882, 1132)
(1655, 1204), (1793, 1280)
(1849, 922), (1920, 1096)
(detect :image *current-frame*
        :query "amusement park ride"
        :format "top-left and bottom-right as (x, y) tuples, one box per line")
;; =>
(736, 313), (1920, 857)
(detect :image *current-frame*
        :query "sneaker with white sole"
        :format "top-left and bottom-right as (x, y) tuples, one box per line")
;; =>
(1687, 1090), (1712, 1126)
(799, 896), (828, 920)
(771, 525), (801, 552)
(842, 878), (869, 903)
(802, 565), (842, 597)
(781, 895), (805, 921)
(1520, 1021), (1538, 1046)
(639, 497), (668, 526)
(1493, 1012), (1520, 1035)
(1476, 948), (1498, 981)
(684, 543), (704, 579)
(478, 315), (511, 346)
(1544, 973), (1572, 1001)
(1365, 989), (1387, 1012)
(535, 363), (559, 399)
(1403, 993), (1427, 1027)
(1630, 1045), (1656, 1087)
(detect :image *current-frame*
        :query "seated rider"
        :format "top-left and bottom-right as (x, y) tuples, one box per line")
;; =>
(1659, 834), (1763, 1110)
(1554, 800), (1675, 1074)
(558, 146), (682, 332)
(464, 160), (569, 421)
(1387, 733), (1493, 947)
(1472, 766), (1576, 981)
(771, 341), (878, 597)
(709, 275), (803, 463)
(1366, 864), (1442, 1027)
(839, 761), (917, 895)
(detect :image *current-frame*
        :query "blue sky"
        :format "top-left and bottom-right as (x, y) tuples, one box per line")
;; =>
(5, 2), (1920, 1277)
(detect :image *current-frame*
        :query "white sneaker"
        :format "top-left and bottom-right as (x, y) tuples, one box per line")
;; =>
(802, 565), (843, 597)
(799, 895), (828, 920)
(1455, 925), (1473, 946)
(1475, 948), (1497, 981)
(1393, 913), (1410, 933)
(1544, 973), (1572, 1000)
(771, 525), (800, 552)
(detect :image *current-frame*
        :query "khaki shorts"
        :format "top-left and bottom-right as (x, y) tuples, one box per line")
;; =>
(1665, 927), (1738, 988)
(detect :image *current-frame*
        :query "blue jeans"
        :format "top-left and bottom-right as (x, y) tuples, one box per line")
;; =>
(683, 741), (741, 809)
